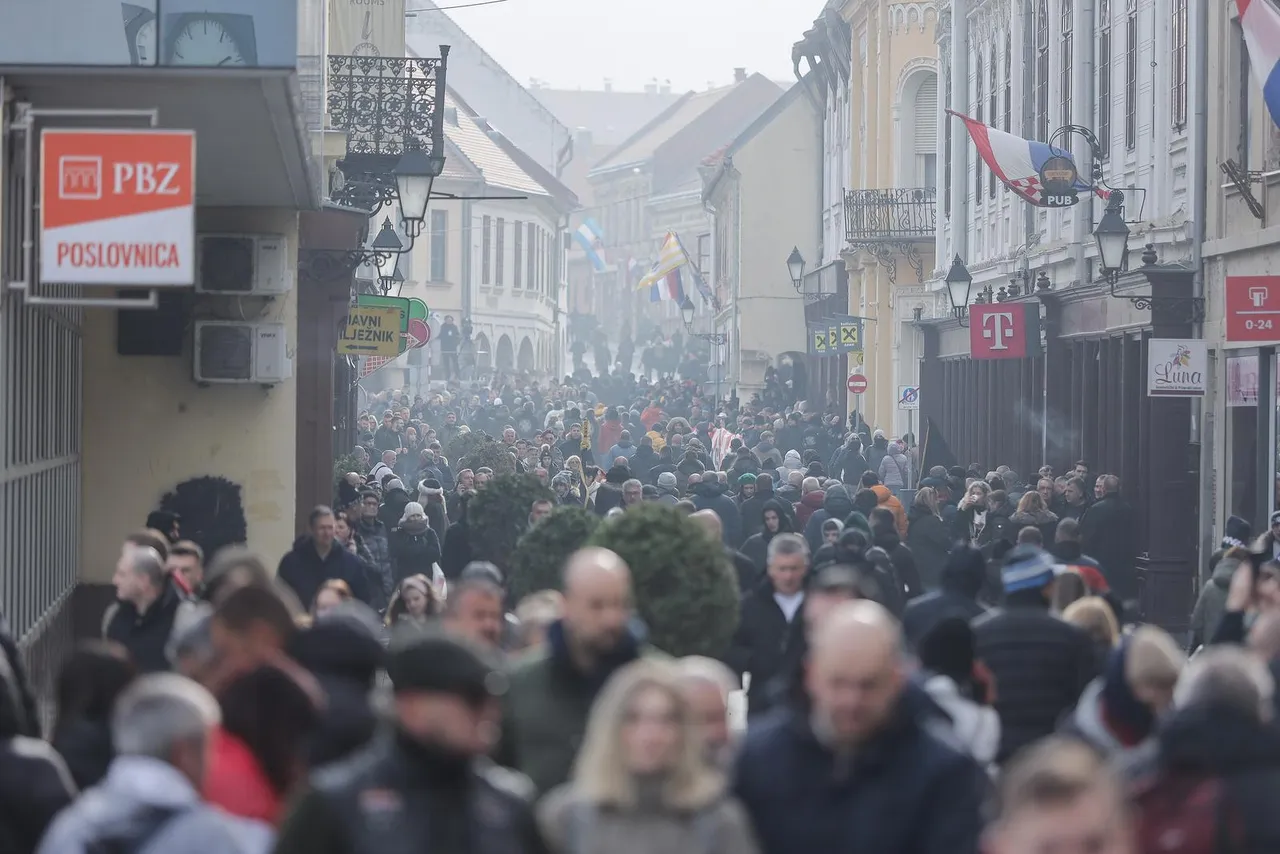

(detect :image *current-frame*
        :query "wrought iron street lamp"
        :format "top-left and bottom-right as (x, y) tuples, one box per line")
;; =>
(680, 296), (728, 344)
(371, 218), (404, 289)
(786, 247), (806, 291)
(944, 255), (973, 325)
(1094, 190), (1130, 285)
(394, 146), (447, 239)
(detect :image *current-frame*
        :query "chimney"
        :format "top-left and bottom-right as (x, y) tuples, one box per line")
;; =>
(575, 128), (593, 150)
(660, 79), (672, 94)
(603, 78), (613, 92)
(444, 106), (459, 126)
(733, 67), (747, 83)
(644, 78), (658, 95)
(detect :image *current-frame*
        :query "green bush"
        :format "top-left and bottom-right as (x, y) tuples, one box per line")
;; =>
(588, 503), (739, 658)
(468, 473), (554, 572)
(333, 453), (365, 487)
(445, 431), (489, 467)
(508, 507), (599, 603)
(459, 439), (516, 477)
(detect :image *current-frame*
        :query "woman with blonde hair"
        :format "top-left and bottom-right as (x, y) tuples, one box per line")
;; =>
(384, 574), (439, 628)
(1009, 490), (1060, 544)
(537, 659), (759, 854)
(1050, 569), (1089, 614)
(1062, 596), (1120, 670)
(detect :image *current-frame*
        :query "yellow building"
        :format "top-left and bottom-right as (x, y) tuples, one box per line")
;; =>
(839, 0), (939, 434)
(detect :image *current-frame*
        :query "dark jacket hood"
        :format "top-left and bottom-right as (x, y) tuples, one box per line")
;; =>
(823, 485), (855, 519)
(1158, 702), (1280, 773)
(760, 499), (795, 539)
(693, 480), (726, 498)
(873, 526), (902, 551)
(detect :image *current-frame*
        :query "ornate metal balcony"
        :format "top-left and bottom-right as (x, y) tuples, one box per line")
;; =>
(843, 187), (937, 283)
(328, 54), (448, 157)
(325, 50), (449, 213)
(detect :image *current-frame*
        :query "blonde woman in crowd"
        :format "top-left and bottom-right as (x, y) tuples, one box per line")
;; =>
(537, 659), (759, 854)
(1062, 596), (1120, 671)
(384, 574), (439, 629)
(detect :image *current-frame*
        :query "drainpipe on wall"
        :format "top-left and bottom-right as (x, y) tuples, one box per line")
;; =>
(950, 0), (970, 259)
(1071, 0), (1095, 289)
(460, 197), (474, 327)
(1191, 0), (1211, 562)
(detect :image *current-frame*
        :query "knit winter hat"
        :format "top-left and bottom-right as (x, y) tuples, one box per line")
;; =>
(656, 472), (678, 489)
(399, 502), (427, 525)
(1223, 514), (1252, 549)
(738, 473), (757, 485)
(1001, 545), (1057, 594)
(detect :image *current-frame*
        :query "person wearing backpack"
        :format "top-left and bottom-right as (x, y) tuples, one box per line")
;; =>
(38, 674), (250, 854)
(537, 660), (759, 854)
(877, 440), (911, 491)
(1127, 646), (1280, 852)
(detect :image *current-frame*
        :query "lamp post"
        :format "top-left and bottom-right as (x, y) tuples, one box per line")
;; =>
(787, 247), (806, 291)
(1094, 190), (1130, 287)
(393, 147), (447, 239)
(944, 255), (973, 325)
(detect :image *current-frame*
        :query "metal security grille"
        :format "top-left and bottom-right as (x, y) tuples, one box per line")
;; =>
(1, 101), (83, 709)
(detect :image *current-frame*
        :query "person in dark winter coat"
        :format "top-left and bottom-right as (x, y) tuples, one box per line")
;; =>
(864, 431), (890, 479)
(829, 435), (870, 485)
(737, 473), (778, 544)
(0, 612), (40, 738)
(51, 641), (136, 792)
(103, 544), (199, 674)
(388, 502), (443, 585)
(792, 481), (826, 531)
(1127, 647), (1280, 852)
(906, 487), (953, 591)
(869, 507), (924, 601)
(802, 485), (856, 554)
(902, 544), (989, 649)
(974, 545), (1099, 762)
(440, 495), (474, 580)
(278, 507), (371, 609)
(415, 479), (449, 537)
(1008, 491), (1060, 546)
(691, 510), (760, 596)
(376, 480), (412, 532)
(725, 533), (809, 718)
(285, 603), (383, 767)
(740, 500), (795, 575)
(1204, 514), (1251, 586)
(1079, 475), (1138, 601)
(690, 476), (742, 546)
(0, 656), (76, 854)
(735, 600), (985, 854)
(1188, 547), (1247, 652)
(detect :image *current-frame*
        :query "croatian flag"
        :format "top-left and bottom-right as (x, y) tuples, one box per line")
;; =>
(947, 110), (1104, 206)
(573, 218), (607, 272)
(649, 267), (686, 303)
(1241, 0), (1280, 129)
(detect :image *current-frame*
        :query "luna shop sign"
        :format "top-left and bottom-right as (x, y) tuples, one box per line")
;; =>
(1147, 338), (1206, 397)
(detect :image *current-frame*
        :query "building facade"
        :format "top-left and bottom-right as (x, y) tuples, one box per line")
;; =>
(701, 84), (820, 399)
(1, 0), (321, 676)
(920, 0), (1205, 626)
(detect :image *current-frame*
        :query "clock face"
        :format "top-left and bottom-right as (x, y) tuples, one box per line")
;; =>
(134, 20), (156, 65)
(352, 42), (381, 56)
(170, 17), (246, 67)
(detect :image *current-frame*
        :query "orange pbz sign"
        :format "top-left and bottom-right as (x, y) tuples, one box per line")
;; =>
(40, 129), (196, 286)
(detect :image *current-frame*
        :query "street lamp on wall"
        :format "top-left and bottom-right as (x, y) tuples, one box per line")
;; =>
(393, 147), (447, 239)
(1094, 190), (1131, 287)
(680, 295), (728, 344)
(944, 255), (973, 326)
(786, 247), (806, 292)
(371, 217), (406, 290)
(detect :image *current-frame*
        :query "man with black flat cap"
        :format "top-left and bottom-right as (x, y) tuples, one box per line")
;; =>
(274, 629), (546, 854)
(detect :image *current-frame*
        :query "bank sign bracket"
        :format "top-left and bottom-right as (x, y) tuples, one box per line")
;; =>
(4, 102), (195, 311)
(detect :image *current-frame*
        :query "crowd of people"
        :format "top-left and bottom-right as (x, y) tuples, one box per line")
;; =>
(1, 367), (1278, 854)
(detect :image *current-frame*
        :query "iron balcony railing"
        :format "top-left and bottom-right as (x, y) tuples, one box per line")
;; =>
(328, 54), (448, 157)
(843, 187), (937, 243)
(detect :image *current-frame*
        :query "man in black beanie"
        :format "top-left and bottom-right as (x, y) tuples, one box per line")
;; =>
(274, 629), (544, 854)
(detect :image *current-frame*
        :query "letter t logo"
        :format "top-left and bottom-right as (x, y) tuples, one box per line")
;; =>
(983, 311), (1015, 351)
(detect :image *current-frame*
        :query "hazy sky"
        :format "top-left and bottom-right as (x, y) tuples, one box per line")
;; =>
(413, 0), (823, 91)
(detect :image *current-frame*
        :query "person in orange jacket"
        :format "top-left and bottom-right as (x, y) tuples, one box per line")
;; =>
(871, 483), (909, 538)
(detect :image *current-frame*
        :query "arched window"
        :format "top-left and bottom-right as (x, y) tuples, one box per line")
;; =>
(912, 73), (938, 188)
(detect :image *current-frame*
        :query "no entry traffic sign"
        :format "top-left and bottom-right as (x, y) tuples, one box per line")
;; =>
(847, 373), (868, 395)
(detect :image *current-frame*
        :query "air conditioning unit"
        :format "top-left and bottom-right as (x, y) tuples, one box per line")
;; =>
(193, 321), (291, 385)
(195, 234), (290, 295)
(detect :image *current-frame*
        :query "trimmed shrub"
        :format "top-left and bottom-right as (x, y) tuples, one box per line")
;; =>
(508, 507), (599, 603)
(445, 431), (489, 467)
(332, 453), (365, 487)
(458, 439), (516, 477)
(588, 503), (738, 657)
(468, 473), (554, 572)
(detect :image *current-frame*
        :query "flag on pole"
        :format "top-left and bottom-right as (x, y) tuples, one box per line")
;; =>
(649, 267), (686, 303)
(636, 232), (686, 291)
(573, 218), (607, 272)
(947, 110), (1106, 206)
(1240, 0), (1280, 129)
(673, 232), (715, 305)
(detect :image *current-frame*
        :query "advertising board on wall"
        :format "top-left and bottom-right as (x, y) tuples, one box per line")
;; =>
(39, 128), (196, 286)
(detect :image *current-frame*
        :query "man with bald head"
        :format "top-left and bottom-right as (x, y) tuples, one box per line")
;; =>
(692, 509), (759, 594)
(734, 600), (985, 854)
(496, 546), (647, 794)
